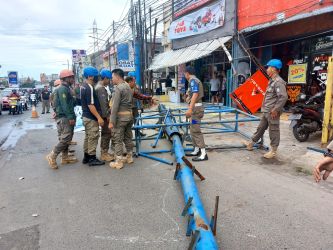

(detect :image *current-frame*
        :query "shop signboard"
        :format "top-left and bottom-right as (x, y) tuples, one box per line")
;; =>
(117, 42), (135, 72)
(8, 71), (18, 87)
(287, 85), (302, 104)
(288, 64), (307, 84)
(169, 0), (226, 40)
(174, 0), (212, 18)
(72, 49), (87, 63)
(230, 70), (269, 114)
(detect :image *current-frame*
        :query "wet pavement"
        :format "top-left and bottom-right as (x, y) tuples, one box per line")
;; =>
(0, 104), (333, 250)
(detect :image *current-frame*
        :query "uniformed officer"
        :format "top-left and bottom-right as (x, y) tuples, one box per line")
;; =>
(50, 79), (61, 110)
(46, 70), (78, 169)
(184, 66), (208, 161)
(80, 66), (105, 166)
(244, 59), (288, 159)
(109, 69), (134, 169)
(41, 85), (51, 114)
(125, 72), (157, 135)
(95, 69), (114, 162)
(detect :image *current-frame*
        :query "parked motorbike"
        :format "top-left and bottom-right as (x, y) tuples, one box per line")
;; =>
(8, 97), (23, 115)
(289, 90), (325, 142)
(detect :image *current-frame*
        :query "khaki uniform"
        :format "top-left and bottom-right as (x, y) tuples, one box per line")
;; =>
(53, 83), (76, 155)
(252, 75), (288, 148)
(81, 82), (102, 156)
(188, 76), (205, 149)
(95, 82), (113, 153)
(83, 117), (100, 155)
(110, 81), (133, 156)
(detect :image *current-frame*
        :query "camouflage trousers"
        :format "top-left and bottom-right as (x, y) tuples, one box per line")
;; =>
(112, 119), (133, 156)
(53, 117), (72, 155)
(83, 117), (100, 156)
(190, 106), (206, 149)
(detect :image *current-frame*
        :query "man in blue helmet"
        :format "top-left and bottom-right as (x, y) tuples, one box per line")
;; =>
(80, 66), (105, 166)
(184, 66), (208, 162)
(244, 59), (288, 159)
(95, 69), (114, 162)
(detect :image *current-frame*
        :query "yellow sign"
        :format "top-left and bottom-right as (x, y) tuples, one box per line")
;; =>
(288, 64), (307, 84)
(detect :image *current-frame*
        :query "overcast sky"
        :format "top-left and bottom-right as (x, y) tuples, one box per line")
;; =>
(0, 0), (129, 80)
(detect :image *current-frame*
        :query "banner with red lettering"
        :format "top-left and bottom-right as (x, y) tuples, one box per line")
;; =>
(230, 70), (269, 114)
(168, 0), (225, 40)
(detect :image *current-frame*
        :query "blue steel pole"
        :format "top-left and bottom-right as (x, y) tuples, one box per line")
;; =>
(161, 105), (218, 250)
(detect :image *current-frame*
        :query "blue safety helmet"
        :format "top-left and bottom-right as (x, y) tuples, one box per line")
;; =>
(83, 66), (99, 78)
(100, 69), (112, 79)
(266, 59), (282, 70)
(128, 71), (136, 77)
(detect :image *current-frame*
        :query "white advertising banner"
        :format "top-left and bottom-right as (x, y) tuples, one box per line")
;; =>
(168, 0), (225, 40)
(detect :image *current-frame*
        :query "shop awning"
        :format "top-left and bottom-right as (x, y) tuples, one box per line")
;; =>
(148, 36), (232, 70)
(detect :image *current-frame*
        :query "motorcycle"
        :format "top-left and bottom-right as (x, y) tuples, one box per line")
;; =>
(20, 95), (28, 111)
(289, 90), (325, 142)
(30, 93), (37, 107)
(8, 97), (23, 115)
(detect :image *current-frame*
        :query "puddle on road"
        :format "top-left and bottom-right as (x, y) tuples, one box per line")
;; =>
(0, 121), (55, 151)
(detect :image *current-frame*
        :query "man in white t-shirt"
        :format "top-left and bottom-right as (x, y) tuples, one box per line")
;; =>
(209, 73), (220, 104)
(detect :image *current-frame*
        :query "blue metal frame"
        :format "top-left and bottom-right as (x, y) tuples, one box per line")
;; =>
(133, 104), (265, 164)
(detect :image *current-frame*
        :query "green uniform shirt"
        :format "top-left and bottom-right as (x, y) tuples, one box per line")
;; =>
(54, 83), (75, 120)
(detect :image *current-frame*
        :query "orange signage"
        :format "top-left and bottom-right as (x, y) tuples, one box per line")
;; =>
(230, 70), (269, 114)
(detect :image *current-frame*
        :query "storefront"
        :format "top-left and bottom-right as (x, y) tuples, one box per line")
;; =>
(238, 0), (333, 107)
(149, 0), (235, 103)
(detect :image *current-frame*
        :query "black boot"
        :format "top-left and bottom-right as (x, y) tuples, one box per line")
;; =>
(88, 155), (105, 166)
(185, 148), (201, 157)
(82, 153), (90, 164)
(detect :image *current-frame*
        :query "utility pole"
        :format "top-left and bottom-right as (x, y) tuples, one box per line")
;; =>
(92, 19), (99, 67)
(143, 0), (149, 92)
(138, 0), (144, 91)
(148, 7), (152, 92)
(112, 20), (116, 68)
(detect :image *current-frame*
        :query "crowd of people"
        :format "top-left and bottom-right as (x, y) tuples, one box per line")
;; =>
(44, 62), (332, 183)
(46, 67), (156, 170)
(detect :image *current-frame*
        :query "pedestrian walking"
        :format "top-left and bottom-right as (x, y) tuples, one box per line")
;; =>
(95, 69), (114, 162)
(46, 70), (78, 169)
(41, 85), (51, 114)
(244, 59), (288, 159)
(109, 69), (134, 169)
(209, 73), (220, 104)
(184, 66), (208, 161)
(80, 66), (105, 166)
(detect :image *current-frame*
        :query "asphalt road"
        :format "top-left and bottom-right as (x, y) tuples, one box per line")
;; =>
(0, 106), (333, 250)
